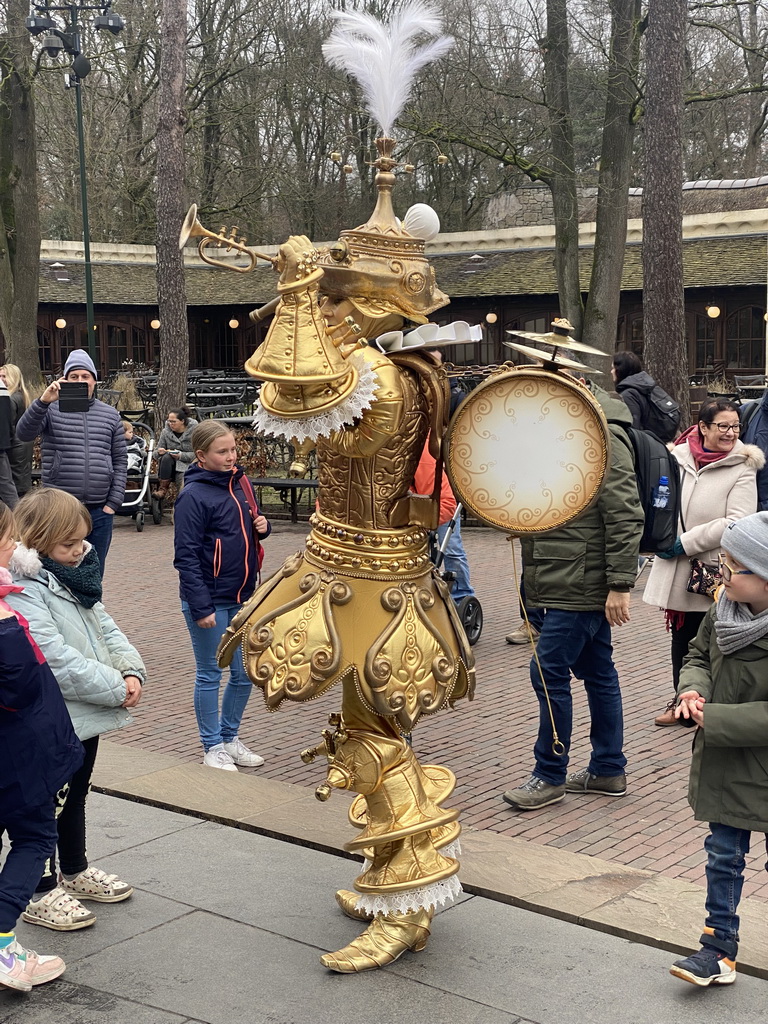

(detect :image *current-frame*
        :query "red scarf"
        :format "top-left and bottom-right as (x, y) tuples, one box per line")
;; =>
(675, 424), (731, 468)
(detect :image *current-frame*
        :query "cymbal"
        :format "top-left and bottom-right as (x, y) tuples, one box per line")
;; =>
(502, 339), (596, 373)
(505, 329), (606, 357)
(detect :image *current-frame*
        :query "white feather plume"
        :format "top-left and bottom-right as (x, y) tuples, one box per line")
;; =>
(323, 2), (454, 137)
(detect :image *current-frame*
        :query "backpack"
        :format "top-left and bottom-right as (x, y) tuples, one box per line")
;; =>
(641, 385), (681, 442)
(620, 426), (681, 554)
(738, 399), (761, 440)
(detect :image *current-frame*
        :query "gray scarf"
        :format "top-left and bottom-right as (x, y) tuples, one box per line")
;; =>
(714, 590), (768, 654)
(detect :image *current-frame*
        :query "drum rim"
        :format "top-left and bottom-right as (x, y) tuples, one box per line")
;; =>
(444, 364), (610, 534)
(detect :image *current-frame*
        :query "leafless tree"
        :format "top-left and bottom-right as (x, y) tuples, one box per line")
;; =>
(154, 0), (188, 419)
(0, 0), (43, 385)
(642, 0), (690, 424)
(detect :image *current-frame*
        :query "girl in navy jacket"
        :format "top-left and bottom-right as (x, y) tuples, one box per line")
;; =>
(173, 421), (271, 771)
(0, 505), (83, 991)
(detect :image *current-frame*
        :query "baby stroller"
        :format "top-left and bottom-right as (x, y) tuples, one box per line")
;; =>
(430, 502), (483, 646)
(115, 423), (156, 532)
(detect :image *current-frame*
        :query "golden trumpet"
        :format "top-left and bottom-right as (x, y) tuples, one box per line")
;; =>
(179, 203), (278, 273)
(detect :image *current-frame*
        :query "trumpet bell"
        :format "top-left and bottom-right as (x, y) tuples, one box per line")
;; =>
(178, 202), (277, 273)
(179, 203), (201, 249)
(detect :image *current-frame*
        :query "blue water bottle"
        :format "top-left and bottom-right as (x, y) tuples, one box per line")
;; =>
(653, 475), (670, 509)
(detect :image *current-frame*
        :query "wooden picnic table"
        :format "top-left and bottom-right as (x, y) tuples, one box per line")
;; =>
(251, 476), (318, 522)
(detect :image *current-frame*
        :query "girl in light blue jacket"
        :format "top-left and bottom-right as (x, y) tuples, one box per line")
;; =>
(5, 488), (145, 933)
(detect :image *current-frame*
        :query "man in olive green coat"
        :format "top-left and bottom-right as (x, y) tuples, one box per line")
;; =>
(503, 383), (643, 811)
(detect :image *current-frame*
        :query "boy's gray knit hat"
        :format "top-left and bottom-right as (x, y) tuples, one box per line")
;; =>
(722, 511), (768, 578)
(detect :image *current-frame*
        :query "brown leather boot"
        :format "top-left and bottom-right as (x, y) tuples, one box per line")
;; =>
(654, 700), (681, 726)
(152, 480), (170, 500)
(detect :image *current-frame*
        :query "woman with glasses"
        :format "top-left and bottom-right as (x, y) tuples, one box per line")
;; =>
(644, 398), (764, 725)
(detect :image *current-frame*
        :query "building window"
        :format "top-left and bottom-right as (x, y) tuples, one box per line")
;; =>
(695, 314), (716, 371)
(629, 316), (643, 356)
(107, 325), (128, 370)
(726, 306), (764, 369)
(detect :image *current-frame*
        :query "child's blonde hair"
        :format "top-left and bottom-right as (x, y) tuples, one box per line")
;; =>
(191, 420), (234, 457)
(14, 488), (92, 555)
(0, 505), (14, 544)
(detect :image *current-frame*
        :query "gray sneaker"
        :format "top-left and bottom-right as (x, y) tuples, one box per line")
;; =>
(505, 624), (539, 645)
(502, 775), (565, 810)
(565, 768), (627, 797)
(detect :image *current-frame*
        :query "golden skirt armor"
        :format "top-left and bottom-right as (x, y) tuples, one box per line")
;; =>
(218, 262), (474, 972)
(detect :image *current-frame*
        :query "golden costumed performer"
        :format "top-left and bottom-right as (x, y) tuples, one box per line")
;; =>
(215, 4), (477, 973)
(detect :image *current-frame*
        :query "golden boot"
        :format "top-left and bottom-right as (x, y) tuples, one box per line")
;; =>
(320, 907), (432, 973)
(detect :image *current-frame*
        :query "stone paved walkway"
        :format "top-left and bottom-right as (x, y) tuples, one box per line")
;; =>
(101, 511), (768, 903)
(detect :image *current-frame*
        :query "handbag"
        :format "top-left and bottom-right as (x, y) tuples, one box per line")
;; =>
(686, 558), (721, 598)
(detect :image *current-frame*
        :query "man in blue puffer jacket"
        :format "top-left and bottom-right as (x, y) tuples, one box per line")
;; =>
(15, 350), (127, 574)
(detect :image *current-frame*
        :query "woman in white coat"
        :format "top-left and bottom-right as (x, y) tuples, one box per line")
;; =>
(644, 398), (763, 725)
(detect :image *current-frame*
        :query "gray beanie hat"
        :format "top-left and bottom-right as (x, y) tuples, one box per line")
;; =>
(722, 512), (768, 579)
(63, 348), (98, 380)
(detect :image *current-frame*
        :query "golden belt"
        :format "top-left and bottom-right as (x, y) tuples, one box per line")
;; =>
(304, 512), (431, 581)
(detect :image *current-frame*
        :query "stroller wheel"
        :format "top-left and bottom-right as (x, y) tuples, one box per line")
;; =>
(456, 596), (483, 646)
(151, 496), (163, 525)
(136, 511), (145, 532)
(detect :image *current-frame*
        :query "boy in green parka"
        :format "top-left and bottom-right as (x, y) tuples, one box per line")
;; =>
(670, 511), (768, 987)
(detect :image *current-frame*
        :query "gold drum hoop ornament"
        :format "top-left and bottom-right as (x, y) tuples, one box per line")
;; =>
(445, 366), (610, 534)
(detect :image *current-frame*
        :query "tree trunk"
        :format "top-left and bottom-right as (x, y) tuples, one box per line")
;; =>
(642, 0), (690, 427)
(0, 0), (43, 388)
(155, 0), (189, 425)
(581, 0), (642, 363)
(542, 0), (582, 336)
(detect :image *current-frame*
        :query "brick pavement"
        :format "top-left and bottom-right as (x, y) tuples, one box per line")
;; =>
(102, 512), (768, 903)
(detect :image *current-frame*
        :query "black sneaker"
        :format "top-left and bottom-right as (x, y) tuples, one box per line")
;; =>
(670, 947), (736, 986)
(502, 775), (565, 810)
(565, 768), (627, 797)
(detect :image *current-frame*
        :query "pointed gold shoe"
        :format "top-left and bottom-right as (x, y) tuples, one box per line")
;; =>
(334, 889), (373, 922)
(320, 908), (432, 973)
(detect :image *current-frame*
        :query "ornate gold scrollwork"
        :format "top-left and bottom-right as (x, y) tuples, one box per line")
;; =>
(362, 581), (457, 731)
(241, 569), (352, 706)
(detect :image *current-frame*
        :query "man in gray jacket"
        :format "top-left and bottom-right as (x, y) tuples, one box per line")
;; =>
(503, 382), (644, 810)
(16, 350), (127, 574)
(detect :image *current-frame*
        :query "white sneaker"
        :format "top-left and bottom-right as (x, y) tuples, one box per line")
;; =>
(222, 737), (265, 767)
(203, 743), (238, 771)
(22, 887), (96, 931)
(61, 866), (133, 903)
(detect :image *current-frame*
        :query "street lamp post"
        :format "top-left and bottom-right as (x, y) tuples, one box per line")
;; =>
(26, 2), (124, 365)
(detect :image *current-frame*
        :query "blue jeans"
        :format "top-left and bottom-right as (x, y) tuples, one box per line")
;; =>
(181, 603), (253, 752)
(86, 507), (115, 576)
(0, 793), (58, 932)
(702, 824), (768, 959)
(437, 519), (475, 601)
(530, 609), (626, 786)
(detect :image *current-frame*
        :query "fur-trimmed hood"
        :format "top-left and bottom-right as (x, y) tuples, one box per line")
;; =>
(9, 541), (92, 581)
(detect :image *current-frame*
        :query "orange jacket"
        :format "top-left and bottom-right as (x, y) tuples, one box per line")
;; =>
(412, 443), (457, 526)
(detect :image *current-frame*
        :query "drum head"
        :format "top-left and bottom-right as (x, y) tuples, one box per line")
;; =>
(445, 366), (609, 534)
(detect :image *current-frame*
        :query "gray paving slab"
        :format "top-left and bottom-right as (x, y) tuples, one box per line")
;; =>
(0, 980), (192, 1024)
(63, 911), (523, 1024)
(388, 896), (768, 1024)
(79, 790), (202, 861)
(2, 794), (767, 1024)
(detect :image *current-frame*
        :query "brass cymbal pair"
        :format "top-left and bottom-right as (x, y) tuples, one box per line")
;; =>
(503, 317), (606, 373)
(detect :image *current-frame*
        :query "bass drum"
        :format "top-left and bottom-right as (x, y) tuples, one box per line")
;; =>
(445, 366), (610, 534)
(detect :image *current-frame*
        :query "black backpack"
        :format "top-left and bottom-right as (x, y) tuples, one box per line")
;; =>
(642, 385), (681, 442)
(620, 426), (681, 554)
